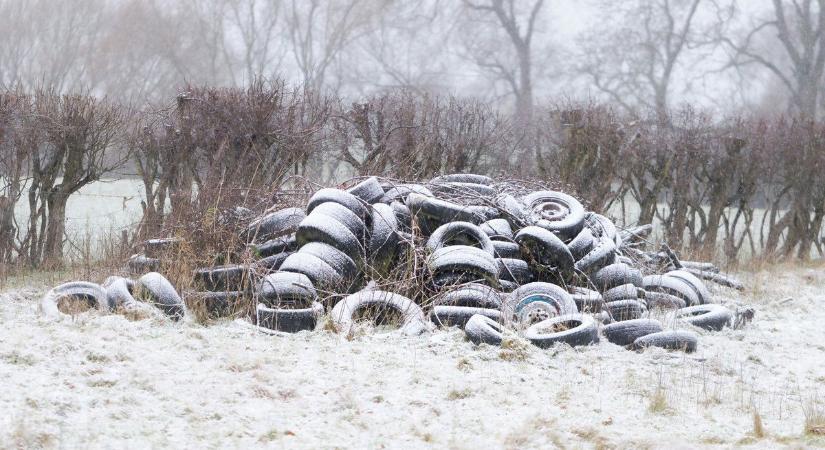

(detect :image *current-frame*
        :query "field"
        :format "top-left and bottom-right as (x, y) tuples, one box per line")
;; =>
(2, 263), (824, 449)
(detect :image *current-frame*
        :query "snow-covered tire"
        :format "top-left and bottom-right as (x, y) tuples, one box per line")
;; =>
(431, 173), (493, 185)
(602, 318), (663, 346)
(244, 207), (305, 243)
(406, 193), (489, 234)
(257, 272), (317, 307)
(499, 280), (518, 292)
(103, 276), (136, 310)
(426, 246), (498, 287)
(574, 236), (617, 274)
(524, 314), (599, 348)
(368, 203), (400, 274)
(252, 234), (298, 258)
(514, 226), (575, 273)
(643, 275), (700, 307)
(307, 188), (369, 222)
(569, 287), (603, 313)
(602, 283), (643, 303)
(279, 252), (346, 291)
(492, 240), (521, 259)
(256, 302), (323, 333)
(675, 304), (732, 331)
(496, 258), (534, 285)
(426, 221), (495, 255)
(567, 228), (596, 261)
(40, 281), (109, 318)
(331, 290), (428, 336)
(430, 283), (503, 309)
(193, 264), (248, 292)
(522, 191), (585, 241)
(137, 272), (185, 320)
(591, 263), (643, 292)
(604, 299), (645, 322)
(251, 251), (293, 274)
(495, 194), (530, 227)
(430, 305), (501, 328)
(506, 282), (578, 325)
(645, 291), (686, 310)
(631, 330), (698, 353)
(383, 184), (433, 203)
(295, 212), (363, 257)
(127, 254), (159, 274)
(310, 202), (367, 242)
(346, 176), (385, 204)
(143, 238), (181, 258)
(429, 182), (497, 198)
(585, 213), (619, 244)
(464, 314), (504, 345)
(667, 269), (712, 304)
(480, 218), (514, 240)
(390, 201), (412, 231)
(298, 242), (358, 280)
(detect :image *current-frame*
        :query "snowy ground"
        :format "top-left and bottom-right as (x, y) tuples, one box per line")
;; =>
(2, 264), (825, 449)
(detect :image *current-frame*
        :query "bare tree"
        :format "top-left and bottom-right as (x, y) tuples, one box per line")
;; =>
(460, 0), (545, 123)
(577, 0), (727, 122)
(723, 0), (825, 119)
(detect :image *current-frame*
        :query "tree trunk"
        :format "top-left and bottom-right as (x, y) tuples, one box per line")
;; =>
(43, 192), (68, 265)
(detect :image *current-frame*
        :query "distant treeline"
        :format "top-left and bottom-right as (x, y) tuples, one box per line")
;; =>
(1, 80), (823, 267)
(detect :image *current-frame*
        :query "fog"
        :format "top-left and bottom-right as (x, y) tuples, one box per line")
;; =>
(0, 0), (812, 118)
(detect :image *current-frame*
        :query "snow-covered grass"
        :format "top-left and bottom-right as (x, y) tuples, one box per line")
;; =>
(2, 266), (825, 448)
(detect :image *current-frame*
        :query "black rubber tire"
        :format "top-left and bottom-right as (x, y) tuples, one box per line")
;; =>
(426, 246), (499, 287)
(514, 226), (575, 273)
(251, 251), (293, 274)
(193, 264), (248, 292)
(495, 194), (530, 227)
(390, 201), (412, 231)
(602, 318), (663, 346)
(602, 283), (643, 303)
(666, 270), (712, 304)
(431, 271), (494, 288)
(521, 191), (585, 241)
(681, 261), (719, 273)
(464, 314), (504, 345)
(431, 173), (493, 185)
(567, 228), (596, 261)
(480, 218), (514, 240)
(426, 221), (495, 255)
(429, 182), (497, 198)
(430, 305), (501, 328)
(643, 275), (700, 307)
(675, 304), (732, 331)
(295, 212), (364, 257)
(307, 188), (369, 222)
(645, 291), (686, 310)
(684, 269), (745, 291)
(574, 236), (617, 274)
(103, 276), (136, 310)
(127, 254), (159, 274)
(524, 314), (599, 348)
(499, 280), (518, 292)
(257, 271), (317, 307)
(256, 302), (323, 333)
(252, 234), (298, 258)
(383, 184), (433, 203)
(492, 240), (521, 259)
(137, 272), (185, 320)
(506, 282), (578, 325)
(585, 213), (619, 243)
(346, 176), (385, 204)
(245, 207), (305, 243)
(631, 330), (698, 353)
(591, 263), (643, 292)
(604, 299), (645, 322)
(406, 193), (488, 234)
(143, 238), (181, 258)
(331, 290), (428, 335)
(40, 281), (109, 318)
(569, 287), (603, 313)
(368, 203), (400, 274)
(310, 202), (367, 242)
(496, 258), (534, 284)
(187, 291), (246, 318)
(431, 283), (503, 308)
(279, 252), (345, 291)
(298, 242), (359, 280)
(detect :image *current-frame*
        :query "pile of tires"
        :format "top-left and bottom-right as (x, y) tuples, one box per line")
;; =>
(43, 173), (749, 353)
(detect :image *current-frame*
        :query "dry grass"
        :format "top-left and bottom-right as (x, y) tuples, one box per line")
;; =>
(803, 399), (825, 436)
